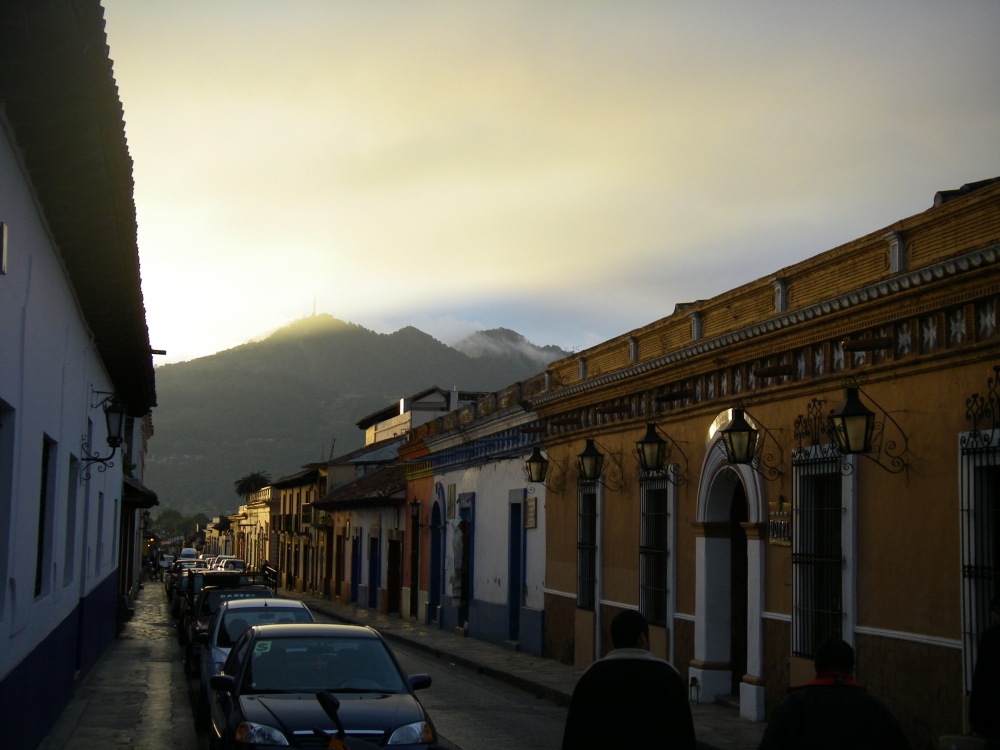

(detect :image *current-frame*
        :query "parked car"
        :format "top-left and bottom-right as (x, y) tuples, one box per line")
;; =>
(195, 598), (315, 723)
(184, 584), (275, 672)
(178, 569), (274, 642)
(207, 623), (438, 749)
(212, 555), (238, 567)
(165, 558), (205, 602)
(179, 547), (199, 559)
(216, 558), (246, 572)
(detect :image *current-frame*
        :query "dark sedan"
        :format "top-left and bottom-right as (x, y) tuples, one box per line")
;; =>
(207, 623), (439, 749)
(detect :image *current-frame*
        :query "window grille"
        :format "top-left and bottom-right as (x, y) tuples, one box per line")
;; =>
(577, 482), (597, 610)
(959, 429), (999, 692)
(792, 452), (843, 658)
(640, 478), (670, 626)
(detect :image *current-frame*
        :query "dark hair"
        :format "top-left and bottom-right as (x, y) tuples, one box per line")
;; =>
(814, 638), (855, 674)
(610, 610), (649, 649)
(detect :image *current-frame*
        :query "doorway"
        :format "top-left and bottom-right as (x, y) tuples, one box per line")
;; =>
(692, 426), (767, 721)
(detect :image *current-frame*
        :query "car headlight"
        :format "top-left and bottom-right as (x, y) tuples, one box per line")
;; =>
(234, 721), (289, 746)
(386, 721), (434, 745)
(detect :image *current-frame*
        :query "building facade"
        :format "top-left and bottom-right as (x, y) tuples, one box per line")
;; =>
(528, 179), (999, 746)
(0, 3), (158, 747)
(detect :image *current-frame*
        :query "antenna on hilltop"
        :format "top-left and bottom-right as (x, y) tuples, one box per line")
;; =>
(328, 437), (336, 461)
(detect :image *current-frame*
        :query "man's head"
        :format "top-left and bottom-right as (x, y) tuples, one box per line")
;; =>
(610, 610), (649, 650)
(814, 638), (855, 675)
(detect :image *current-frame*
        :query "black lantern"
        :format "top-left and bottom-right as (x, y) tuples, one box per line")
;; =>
(720, 407), (759, 465)
(578, 439), (604, 481)
(103, 395), (127, 448)
(829, 387), (876, 455)
(636, 423), (667, 473)
(525, 446), (549, 483)
(82, 393), (127, 470)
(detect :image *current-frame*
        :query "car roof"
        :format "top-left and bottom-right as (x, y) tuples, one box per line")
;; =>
(247, 623), (380, 639)
(217, 597), (308, 612)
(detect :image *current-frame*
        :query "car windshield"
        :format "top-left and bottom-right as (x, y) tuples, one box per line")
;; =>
(217, 608), (312, 647)
(244, 636), (407, 695)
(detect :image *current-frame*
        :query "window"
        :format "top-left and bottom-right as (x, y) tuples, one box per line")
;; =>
(959, 428), (999, 692)
(64, 457), (80, 585)
(0, 399), (14, 617)
(35, 436), (57, 598)
(792, 453), (843, 658)
(577, 482), (597, 611)
(640, 479), (671, 627)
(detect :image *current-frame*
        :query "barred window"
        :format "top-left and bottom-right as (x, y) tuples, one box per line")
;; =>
(959, 429), (999, 692)
(577, 482), (597, 611)
(792, 453), (843, 658)
(640, 479), (670, 627)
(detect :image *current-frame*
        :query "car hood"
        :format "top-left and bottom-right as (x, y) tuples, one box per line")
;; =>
(239, 692), (427, 742)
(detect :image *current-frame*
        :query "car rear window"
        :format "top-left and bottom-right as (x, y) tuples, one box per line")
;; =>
(219, 608), (313, 646)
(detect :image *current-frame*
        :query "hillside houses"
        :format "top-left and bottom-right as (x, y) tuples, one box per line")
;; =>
(215, 177), (1000, 749)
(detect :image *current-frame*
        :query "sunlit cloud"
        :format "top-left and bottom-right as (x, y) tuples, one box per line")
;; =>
(104, 1), (1000, 364)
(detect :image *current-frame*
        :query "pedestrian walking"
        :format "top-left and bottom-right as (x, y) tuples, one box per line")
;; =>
(758, 638), (909, 750)
(561, 610), (696, 749)
(969, 596), (1000, 747)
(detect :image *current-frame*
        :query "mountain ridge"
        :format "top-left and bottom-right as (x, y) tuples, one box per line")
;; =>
(146, 315), (568, 517)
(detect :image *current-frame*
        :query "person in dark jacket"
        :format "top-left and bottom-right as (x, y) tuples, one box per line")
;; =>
(561, 610), (696, 749)
(970, 596), (1000, 744)
(758, 638), (909, 750)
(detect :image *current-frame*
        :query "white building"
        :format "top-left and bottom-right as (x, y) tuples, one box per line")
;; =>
(0, 3), (157, 746)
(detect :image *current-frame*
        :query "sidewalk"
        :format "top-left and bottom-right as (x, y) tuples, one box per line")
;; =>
(36, 583), (765, 750)
(283, 589), (766, 750)
(37, 580), (198, 750)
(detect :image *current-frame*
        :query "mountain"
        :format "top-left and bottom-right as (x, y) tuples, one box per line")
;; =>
(145, 315), (569, 518)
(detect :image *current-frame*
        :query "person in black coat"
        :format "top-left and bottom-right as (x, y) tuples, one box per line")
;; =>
(758, 638), (909, 750)
(970, 596), (1000, 744)
(561, 610), (696, 749)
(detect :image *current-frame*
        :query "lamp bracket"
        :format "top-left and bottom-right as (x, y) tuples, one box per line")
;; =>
(523, 447), (567, 494)
(842, 376), (910, 481)
(718, 401), (784, 482)
(963, 363), (999, 450)
(80, 440), (118, 479)
(90, 390), (116, 409)
(635, 423), (689, 487)
(586, 437), (625, 492)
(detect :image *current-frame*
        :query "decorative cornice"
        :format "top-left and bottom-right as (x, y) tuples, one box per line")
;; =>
(533, 242), (999, 406)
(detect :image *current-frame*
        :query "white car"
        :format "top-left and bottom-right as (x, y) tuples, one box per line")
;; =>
(195, 597), (314, 724)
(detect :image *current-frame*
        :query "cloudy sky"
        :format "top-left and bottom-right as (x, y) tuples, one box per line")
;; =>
(101, 1), (1000, 365)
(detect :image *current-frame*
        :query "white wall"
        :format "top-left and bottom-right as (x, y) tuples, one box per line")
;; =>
(0, 119), (122, 681)
(437, 456), (545, 611)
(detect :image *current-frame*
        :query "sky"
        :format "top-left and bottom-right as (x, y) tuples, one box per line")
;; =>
(100, 1), (1000, 365)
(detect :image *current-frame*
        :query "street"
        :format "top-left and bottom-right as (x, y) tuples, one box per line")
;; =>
(180, 597), (568, 750)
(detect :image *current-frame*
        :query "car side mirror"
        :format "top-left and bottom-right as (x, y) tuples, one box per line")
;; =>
(210, 674), (236, 693)
(408, 674), (432, 691)
(196, 631), (209, 644)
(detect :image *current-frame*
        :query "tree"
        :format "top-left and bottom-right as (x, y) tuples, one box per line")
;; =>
(234, 471), (272, 500)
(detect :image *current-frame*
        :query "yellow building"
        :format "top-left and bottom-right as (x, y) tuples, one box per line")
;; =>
(531, 178), (999, 746)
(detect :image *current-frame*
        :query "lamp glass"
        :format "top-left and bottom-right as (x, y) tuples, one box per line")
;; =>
(526, 446), (549, 483)
(578, 439), (604, 481)
(830, 387), (875, 454)
(721, 408), (759, 465)
(636, 423), (666, 473)
(104, 396), (126, 448)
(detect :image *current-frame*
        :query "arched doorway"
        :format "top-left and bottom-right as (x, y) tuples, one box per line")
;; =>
(691, 413), (768, 721)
